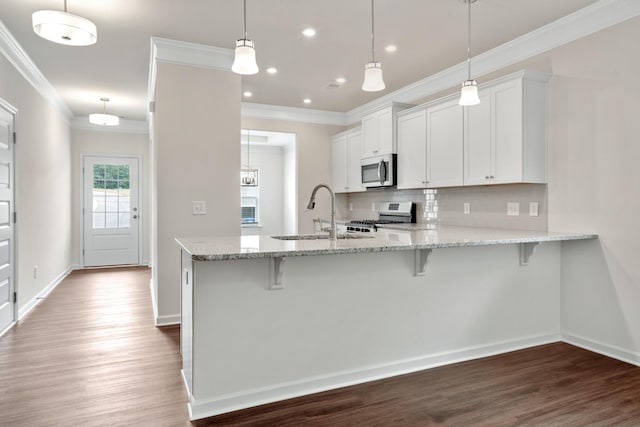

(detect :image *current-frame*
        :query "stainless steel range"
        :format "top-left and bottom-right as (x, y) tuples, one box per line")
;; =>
(346, 201), (415, 232)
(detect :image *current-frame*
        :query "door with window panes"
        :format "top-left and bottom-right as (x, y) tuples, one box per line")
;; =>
(83, 156), (139, 266)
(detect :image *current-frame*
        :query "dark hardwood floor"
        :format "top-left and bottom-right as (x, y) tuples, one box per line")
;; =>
(1, 267), (639, 426)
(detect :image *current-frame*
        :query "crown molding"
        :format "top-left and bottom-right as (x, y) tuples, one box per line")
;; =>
(71, 116), (149, 134)
(346, 0), (640, 124)
(241, 103), (347, 126)
(0, 19), (73, 121)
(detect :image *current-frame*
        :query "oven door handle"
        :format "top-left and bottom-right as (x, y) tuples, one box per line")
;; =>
(377, 160), (386, 186)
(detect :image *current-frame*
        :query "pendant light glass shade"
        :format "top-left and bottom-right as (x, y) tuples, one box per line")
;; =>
(232, 39), (259, 75)
(459, 0), (480, 106)
(362, 0), (384, 92)
(32, 2), (97, 46)
(89, 98), (119, 126)
(362, 62), (385, 92)
(459, 80), (480, 106)
(232, 0), (259, 75)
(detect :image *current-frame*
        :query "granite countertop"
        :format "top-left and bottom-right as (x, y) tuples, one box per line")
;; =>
(176, 225), (597, 261)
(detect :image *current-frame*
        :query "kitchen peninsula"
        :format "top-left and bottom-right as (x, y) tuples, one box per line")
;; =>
(176, 226), (595, 420)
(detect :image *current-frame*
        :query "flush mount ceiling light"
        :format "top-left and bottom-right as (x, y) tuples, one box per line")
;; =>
(266, 67), (278, 74)
(89, 98), (119, 126)
(362, 0), (385, 92)
(459, 0), (480, 106)
(231, 0), (259, 75)
(302, 28), (316, 37)
(32, 0), (97, 46)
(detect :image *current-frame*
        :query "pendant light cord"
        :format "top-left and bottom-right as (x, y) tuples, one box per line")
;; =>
(247, 131), (250, 168)
(467, 0), (472, 80)
(370, 0), (376, 62)
(243, 0), (248, 39)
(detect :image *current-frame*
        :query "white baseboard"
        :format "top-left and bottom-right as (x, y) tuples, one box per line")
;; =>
(18, 266), (73, 320)
(188, 332), (560, 420)
(562, 332), (640, 367)
(149, 278), (158, 322)
(0, 321), (16, 338)
(156, 313), (180, 326)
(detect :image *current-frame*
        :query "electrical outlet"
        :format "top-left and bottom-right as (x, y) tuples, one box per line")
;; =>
(192, 201), (207, 215)
(529, 202), (539, 217)
(463, 202), (471, 215)
(507, 202), (520, 216)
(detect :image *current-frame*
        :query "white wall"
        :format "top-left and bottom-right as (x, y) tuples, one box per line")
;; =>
(241, 118), (345, 234)
(0, 54), (72, 314)
(152, 62), (240, 324)
(70, 128), (150, 267)
(544, 17), (640, 362)
(241, 145), (284, 236)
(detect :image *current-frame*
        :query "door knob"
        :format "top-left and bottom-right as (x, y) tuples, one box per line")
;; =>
(133, 207), (138, 212)
(133, 215), (138, 219)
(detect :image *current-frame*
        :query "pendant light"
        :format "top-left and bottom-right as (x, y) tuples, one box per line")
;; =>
(241, 131), (258, 186)
(459, 0), (480, 106)
(89, 98), (119, 126)
(362, 0), (385, 92)
(32, 0), (97, 46)
(231, 0), (259, 75)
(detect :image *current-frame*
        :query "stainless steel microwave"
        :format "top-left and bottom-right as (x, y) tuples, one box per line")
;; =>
(361, 153), (396, 188)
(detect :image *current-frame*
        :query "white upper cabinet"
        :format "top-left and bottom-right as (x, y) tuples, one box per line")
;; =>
(397, 108), (427, 189)
(427, 97), (464, 187)
(331, 128), (365, 194)
(464, 71), (549, 185)
(397, 97), (463, 189)
(362, 103), (413, 156)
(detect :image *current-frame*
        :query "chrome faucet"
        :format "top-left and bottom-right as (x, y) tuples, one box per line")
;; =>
(307, 184), (337, 241)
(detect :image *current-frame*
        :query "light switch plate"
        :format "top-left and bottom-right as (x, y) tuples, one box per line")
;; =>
(463, 202), (471, 215)
(529, 202), (539, 217)
(507, 202), (520, 216)
(192, 200), (207, 215)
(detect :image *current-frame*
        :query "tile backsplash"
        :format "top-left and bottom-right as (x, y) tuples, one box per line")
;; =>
(337, 184), (548, 231)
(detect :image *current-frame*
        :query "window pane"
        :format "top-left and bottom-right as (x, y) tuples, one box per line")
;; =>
(118, 180), (130, 190)
(93, 179), (105, 190)
(105, 195), (119, 212)
(93, 164), (105, 179)
(118, 196), (130, 212)
(93, 196), (105, 213)
(105, 165), (119, 180)
(105, 180), (118, 190)
(119, 213), (131, 228)
(93, 213), (105, 229)
(105, 213), (118, 228)
(119, 165), (130, 180)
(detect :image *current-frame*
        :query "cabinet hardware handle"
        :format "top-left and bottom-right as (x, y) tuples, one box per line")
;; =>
(485, 176), (489, 179)
(490, 175), (494, 179)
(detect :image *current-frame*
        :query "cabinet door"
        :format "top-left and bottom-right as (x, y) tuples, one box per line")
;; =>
(492, 79), (523, 184)
(362, 114), (379, 156)
(331, 135), (349, 193)
(377, 107), (394, 153)
(347, 131), (365, 192)
(464, 89), (491, 185)
(427, 98), (463, 187)
(397, 109), (427, 189)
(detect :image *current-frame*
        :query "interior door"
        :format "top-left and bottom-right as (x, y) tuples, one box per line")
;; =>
(0, 101), (16, 334)
(83, 156), (139, 267)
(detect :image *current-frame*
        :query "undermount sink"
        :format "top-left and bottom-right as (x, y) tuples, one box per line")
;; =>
(271, 233), (374, 240)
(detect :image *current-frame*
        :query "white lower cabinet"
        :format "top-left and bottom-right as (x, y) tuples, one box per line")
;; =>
(464, 72), (548, 185)
(331, 128), (365, 193)
(397, 97), (463, 189)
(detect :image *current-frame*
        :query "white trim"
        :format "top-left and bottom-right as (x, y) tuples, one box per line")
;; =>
(18, 266), (73, 321)
(241, 103), (347, 126)
(79, 154), (143, 268)
(72, 117), (149, 134)
(0, 20), (73, 121)
(155, 313), (180, 326)
(149, 278), (158, 323)
(0, 321), (15, 338)
(188, 332), (560, 420)
(562, 333), (640, 367)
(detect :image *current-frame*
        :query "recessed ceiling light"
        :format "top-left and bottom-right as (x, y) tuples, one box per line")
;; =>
(385, 45), (397, 53)
(243, 91), (253, 98)
(302, 28), (316, 37)
(336, 77), (346, 84)
(303, 98), (312, 104)
(266, 67), (278, 74)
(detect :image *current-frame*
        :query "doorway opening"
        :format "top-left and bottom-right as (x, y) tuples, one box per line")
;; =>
(240, 130), (297, 236)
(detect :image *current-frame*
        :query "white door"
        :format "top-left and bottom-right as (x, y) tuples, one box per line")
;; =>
(83, 156), (139, 267)
(0, 101), (16, 333)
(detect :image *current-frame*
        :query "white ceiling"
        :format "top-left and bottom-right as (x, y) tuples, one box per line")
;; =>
(0, 0), (600, 122)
